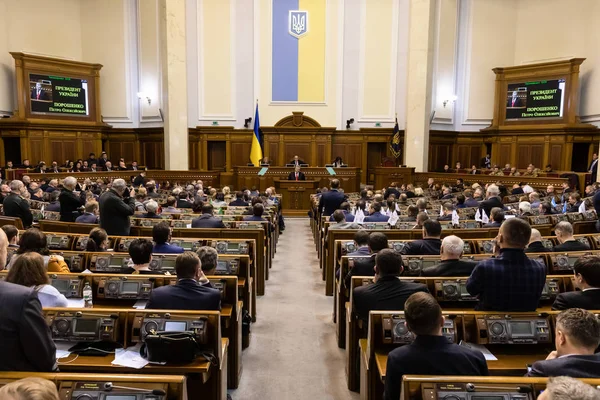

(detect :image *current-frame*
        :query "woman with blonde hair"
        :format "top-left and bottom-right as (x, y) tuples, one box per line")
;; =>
(6, 252), (68, 308)
(0, 377), (59, 400)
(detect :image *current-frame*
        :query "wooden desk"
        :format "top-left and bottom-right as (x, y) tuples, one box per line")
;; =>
(233, 166), (360, 193)
(274, 179), (319, 213)
(373, 167), (416, 189)
(58, 338), (228, 400)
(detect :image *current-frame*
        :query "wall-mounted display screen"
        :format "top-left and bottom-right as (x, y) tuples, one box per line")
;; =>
(505, 79), (565, 120)
(29, 73), (89, 117)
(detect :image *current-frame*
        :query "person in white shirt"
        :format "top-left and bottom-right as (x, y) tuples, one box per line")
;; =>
(6, 252), (68, 308)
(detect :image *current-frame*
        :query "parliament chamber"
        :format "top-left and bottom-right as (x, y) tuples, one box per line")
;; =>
(2, 1), (600, 400)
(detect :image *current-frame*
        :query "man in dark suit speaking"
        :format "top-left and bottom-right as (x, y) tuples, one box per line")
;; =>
(146, 252), (221, 311)
(507, 91), (523, 107)
(527, 308), (600, 378)
(30, 82), (49, 101)
(383, 292), (488, 400)
(288, 166), (306, 181)
(552, 255), (600, 310)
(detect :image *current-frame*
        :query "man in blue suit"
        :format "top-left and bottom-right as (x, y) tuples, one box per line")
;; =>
(328, 202), (355, 222)
(146, 252), (221, 311)
(75, 200), (99, 224)
(364, 202), (389, 222)
(243, 203), (267, 222)
(191, 204), (226, 228)
(152, 221), (184, 254)
(318, 179), (346, 217)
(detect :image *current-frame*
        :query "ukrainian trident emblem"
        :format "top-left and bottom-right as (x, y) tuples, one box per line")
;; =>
(288, 10), (309, 38)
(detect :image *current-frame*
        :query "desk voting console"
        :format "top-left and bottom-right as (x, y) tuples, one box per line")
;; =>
(0, 372), (187, 400)
(43, 308), (227, 400)
(359, 310), (588, 400)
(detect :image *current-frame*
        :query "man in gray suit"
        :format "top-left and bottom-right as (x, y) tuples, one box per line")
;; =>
(191, 204), (226, 228)
(329, 210), (361, 230)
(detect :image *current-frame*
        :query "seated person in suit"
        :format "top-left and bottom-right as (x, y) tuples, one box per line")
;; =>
(466, 218), (546, 311)
(348, 230), (370, 257)
(196, 246), (219, 287)
(75, 200), (99, 224)
(437, 202), (454, 221)
(553, 221), (590, 252)
(482, 207), (504, 228)
(353, 249), (429, 324)
(527, 308), (600, 378)
(6, 252), (68, 308)
(344, 232), (388, 289)
(439, 187), (453, 200)
(463, 189), (479, 208)
(329, 209), (361, 230)
(538, 202), (555, 216)
(243, 203), (270, 230)
(332, 156), (344, 168)
(404, 205), (418, 221)
(552, 255), (600, 310)
(538, 377), (600, 400)
(152, 221), (184, 254)
(142, 200), (162, 219)
(191, 203), (226, 228)
(229, 191), (249, 207)
(413, 211), (430, 230)
(384, 292), (488, 400)
(124, 238), (157, 274)
(401, 219), (442, 255)
(479, 184), (504, 217)
(2, 224), (19, 249)
(384, 182), (401, 200)
(529, 192), (541, 208)
(328, 202), (355, 222)
(8, 229), (69, 273)
(176, 191), (192, 209)
(421, 235), (477, 277)
(289, 155), (305, 166)
(525, 228), (548, 253)
(163, 196), (181, 214)
(364, 202), (389, 223)
(146, 252), (221, 310)
(518, 201), (533, 217)
(288, 166), (306, 181)
(85, 228), (108, 252)
(566, 192), (582, 213)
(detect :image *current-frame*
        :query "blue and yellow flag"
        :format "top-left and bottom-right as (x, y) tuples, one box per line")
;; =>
(390, 118), (401, 159)
(250, 103), (263, 166)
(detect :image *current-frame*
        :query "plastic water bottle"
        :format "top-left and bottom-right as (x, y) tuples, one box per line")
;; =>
(83, 282), (93, 308)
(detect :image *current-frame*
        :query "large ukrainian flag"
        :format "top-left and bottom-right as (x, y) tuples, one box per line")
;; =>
(272, 0), (326, 102)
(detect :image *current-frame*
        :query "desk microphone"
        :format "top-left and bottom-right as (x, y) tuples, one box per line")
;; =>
(102, 382), (166, 396)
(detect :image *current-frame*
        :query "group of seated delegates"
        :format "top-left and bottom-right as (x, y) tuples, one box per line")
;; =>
(440, 159), (551, 177)
(3, 151), (141, 175)
(0, 226), (226, 372)
(1, 167), (281, 235)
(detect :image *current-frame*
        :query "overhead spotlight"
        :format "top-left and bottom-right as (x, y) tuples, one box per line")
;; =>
(346, 118), (355, 129)
(244, 117), (253, 128)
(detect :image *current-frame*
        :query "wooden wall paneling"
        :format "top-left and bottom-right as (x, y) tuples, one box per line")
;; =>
(51, 141), (63, 165)
(268, 141), (279, 166)
(530, 144), (544, 168)
(29, 138), (43, 165)
(63, 141), (76, 163)
(469, 146), (480, 168)
(456, 145), (470, 166)
(550, 144), (562, 169)
(316, 143), (326, 167)
(231, 142), (251, 167)
(428, 144), (450, 171)
(498, 143), (512, 167)
(188, 138), (200, 170)
(207, 141), (226, 171)
(284, 143), (310, 165)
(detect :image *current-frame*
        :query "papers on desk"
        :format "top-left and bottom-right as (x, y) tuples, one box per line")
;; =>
(66, 298), (85, 308)
(55, 342), (73, 359)
(459, 341), (498, 361)
(112, 344), (148, 369)
(258, 167), (268, 176)
(133, 300), (148, 309)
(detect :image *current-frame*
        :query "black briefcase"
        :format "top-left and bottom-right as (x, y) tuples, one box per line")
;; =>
(140, 331), (200, 364)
